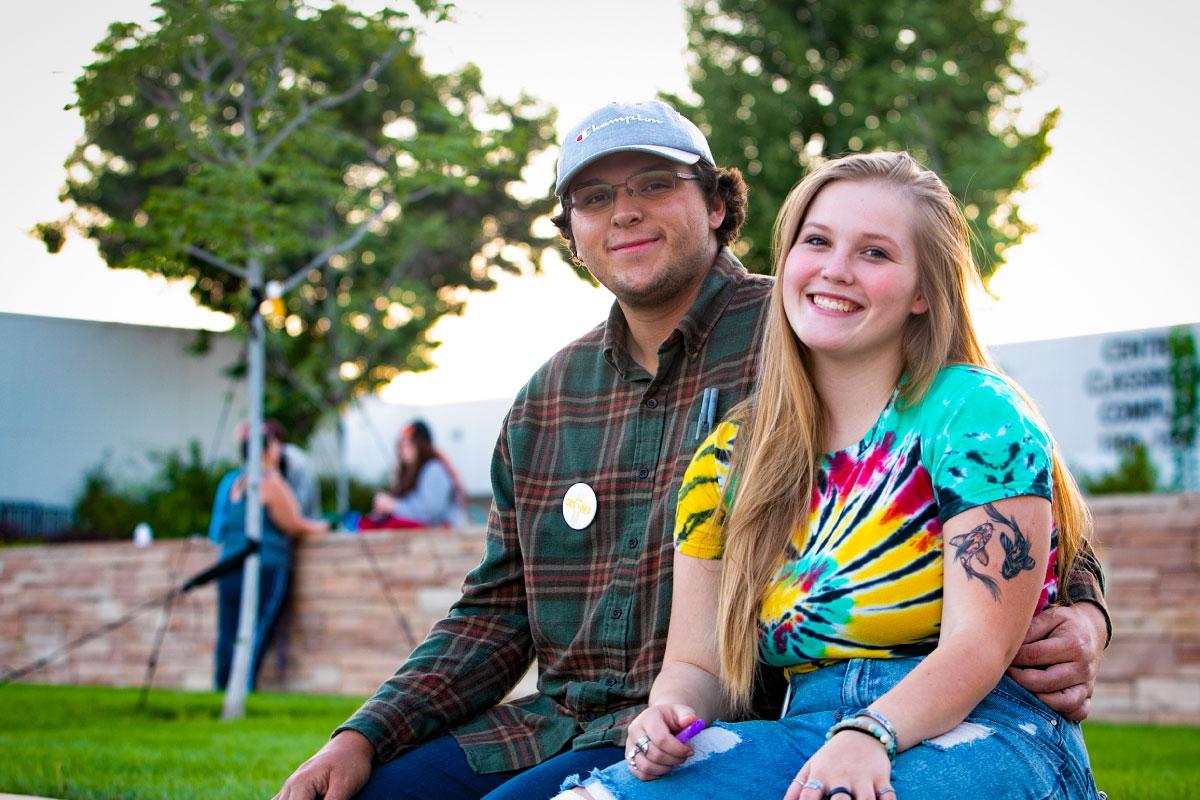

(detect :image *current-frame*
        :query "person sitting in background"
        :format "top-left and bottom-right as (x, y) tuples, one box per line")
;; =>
(361, 420), (464, 530)
(210, 419), (328, 691)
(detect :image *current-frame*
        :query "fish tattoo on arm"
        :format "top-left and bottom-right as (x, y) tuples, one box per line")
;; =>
(948, 503), (1038, 602)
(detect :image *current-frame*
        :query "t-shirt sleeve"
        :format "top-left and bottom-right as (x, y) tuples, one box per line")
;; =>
(674, 420), (739, 559)
(921, 368), (1054, 523)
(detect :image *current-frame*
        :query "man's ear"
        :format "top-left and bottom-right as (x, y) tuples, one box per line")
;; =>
(708, 191), (726, 232)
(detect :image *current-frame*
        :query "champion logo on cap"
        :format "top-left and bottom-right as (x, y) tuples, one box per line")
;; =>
(555, 100), (712, 196)
(575, 113), (664, 143)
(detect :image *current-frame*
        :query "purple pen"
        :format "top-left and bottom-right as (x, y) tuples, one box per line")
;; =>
(675, 719), (706, 743)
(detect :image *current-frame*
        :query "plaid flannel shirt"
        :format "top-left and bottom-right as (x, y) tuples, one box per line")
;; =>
(337, 249), (1110, 774)
(338, 251), (771, 773)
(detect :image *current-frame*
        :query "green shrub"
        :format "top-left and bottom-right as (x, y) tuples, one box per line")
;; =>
(1081, 441), (1159, 495)
(69, 442), (386, 541)
(72, 467), (146, 539)
(317, 475), (378, 516)
(72, 441), (234, 541)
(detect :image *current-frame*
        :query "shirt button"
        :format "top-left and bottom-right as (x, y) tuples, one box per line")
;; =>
(606, 676), (618, 687)
(645, 398), (658, 408)
(637, 467), (649, 479)
(611, 608), (622, 619)
(627, 537), (638, 548)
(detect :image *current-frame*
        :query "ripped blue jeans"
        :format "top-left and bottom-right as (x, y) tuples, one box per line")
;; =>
(558, 658), (1099, 799)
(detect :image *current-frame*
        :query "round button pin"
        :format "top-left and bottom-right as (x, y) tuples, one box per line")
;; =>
(562, 482), (597, 530)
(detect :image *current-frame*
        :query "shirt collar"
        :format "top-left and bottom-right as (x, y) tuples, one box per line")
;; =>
(602, 248), (752, 376)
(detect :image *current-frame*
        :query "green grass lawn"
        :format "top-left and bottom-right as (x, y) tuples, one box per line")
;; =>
(0, 683), (360, 800)
(0, 683), (1197, 799)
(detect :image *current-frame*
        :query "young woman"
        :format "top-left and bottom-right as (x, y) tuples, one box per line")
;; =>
(210, 419), (328, 690)
(365, 420), (465, 529)
(555, 152), (1099, 800)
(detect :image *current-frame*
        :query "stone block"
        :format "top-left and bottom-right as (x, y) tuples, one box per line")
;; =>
(416, 587), (460, 615)
(1135, 676), (1200, 713)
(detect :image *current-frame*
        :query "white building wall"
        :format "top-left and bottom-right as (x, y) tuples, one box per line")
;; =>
(4, 311), (1196, 510)
(992, 323), (1200, 488)
(0, 313), (244, 506)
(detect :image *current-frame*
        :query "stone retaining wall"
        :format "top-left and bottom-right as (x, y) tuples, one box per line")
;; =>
(2, 494), (1197, 723)
(1090, 493), (1200, 723)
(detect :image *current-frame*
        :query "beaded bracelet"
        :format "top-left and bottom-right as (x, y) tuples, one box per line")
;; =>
(826, 715), (897, 763)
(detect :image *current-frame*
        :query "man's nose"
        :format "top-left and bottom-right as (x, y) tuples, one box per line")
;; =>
(610, 188), (644, 226)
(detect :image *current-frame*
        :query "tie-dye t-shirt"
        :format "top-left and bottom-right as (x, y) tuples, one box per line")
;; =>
(675, 365), (1058, 675)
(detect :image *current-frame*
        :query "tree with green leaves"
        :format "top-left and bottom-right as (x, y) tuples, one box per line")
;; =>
(675, 0), (1055, 277)
(39, 0), (558, 442)
(1168, 325), (1199, 490)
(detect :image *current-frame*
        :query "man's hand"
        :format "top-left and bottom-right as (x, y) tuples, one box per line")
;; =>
(274, 730), (375, 800)
(1006, 602), (1107, 722)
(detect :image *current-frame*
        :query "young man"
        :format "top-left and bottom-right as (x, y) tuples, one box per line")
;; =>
(275, 101), (1109, 800)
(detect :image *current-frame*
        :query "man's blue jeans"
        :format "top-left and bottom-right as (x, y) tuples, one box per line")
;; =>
(354, 733), (622, 800)
(561, 658), (1100, 799)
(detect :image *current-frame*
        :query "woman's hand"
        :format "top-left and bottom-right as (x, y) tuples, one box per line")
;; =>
(623, 703), (702, 782)
(786, 730), (894, 800)
(372, 492), (396, 516)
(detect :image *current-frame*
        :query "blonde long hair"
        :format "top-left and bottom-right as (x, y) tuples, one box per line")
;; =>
(716, 152), (1093, 713)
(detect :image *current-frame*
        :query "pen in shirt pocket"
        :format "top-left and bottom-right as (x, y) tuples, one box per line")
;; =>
(694, 387), (719, 441)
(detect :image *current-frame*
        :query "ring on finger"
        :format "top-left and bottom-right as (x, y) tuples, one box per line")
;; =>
(799, 778), (824, 791)
(634, 734), (651, 754)
(878, 788), (895, 797)
(825, 787), (853, 799)
(627, 751), (638, 770)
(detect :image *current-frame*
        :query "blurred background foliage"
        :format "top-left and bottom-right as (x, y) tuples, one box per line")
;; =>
(674, 0), (1054, 278)
(38, 0), (558, 443)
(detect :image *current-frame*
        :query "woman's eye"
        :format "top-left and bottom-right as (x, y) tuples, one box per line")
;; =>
(803, 235), (828, 247)
(863, 247), (889, 260)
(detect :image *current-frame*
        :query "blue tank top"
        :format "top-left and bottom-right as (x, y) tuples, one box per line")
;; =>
(214, 469), (293, 569)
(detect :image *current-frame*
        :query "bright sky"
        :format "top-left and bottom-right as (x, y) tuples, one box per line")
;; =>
(2, 1), (1196, 405)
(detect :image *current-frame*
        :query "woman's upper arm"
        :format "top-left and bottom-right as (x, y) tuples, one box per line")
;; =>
(262, 474), (307, 536)
(663, 551), (723, 674)
(662, 421), (736, 675)
(940, 495), (1051, 661)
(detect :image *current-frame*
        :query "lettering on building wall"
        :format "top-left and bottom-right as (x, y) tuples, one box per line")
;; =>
(1087, 334), (1172, 452)
(1101, 335), (1171, 363)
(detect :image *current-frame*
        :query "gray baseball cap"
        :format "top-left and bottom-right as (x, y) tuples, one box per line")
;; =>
(555, 100), (714, 196)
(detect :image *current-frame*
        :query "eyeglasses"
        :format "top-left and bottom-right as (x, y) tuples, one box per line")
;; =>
(566, 170), (701, 215)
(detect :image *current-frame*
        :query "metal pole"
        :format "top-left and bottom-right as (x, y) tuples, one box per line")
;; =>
(337, 411), (349, 516)
(222, 258), (265, 720)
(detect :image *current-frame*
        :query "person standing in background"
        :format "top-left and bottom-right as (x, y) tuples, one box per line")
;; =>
(210, 419), (328, 691)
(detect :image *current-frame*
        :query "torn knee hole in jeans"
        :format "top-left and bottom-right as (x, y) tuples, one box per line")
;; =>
(552, 770), (618, 800)
(553, 727), (747, 799)
(679, 725), (743, 766)
(922, 721), (994, 750)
